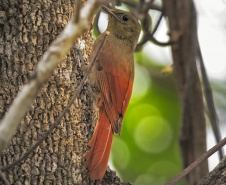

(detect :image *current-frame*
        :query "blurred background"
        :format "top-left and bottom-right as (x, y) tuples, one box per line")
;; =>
(96, 0), (226, 184)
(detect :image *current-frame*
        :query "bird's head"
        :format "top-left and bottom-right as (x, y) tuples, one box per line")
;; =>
(102, 6), (141, 49)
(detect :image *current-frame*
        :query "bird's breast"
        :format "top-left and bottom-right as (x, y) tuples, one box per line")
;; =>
(100, 36), (134, 78)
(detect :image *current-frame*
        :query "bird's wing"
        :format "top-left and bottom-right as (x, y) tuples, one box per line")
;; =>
(92, 36), (134, 134)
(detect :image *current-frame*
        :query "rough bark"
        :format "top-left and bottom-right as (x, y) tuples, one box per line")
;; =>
(163, 0), (208, 184)
(198, 157), (226, 185)
(0, 0), (124, 184)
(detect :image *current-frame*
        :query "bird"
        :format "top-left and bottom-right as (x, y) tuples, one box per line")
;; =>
(84, 6), (141, 183)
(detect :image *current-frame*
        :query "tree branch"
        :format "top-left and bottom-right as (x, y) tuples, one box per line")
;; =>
(197, 44), (224, 159)
(152, 13), (163, 35)
(165, 137), (226, 185)
(163, 0), (208, 183)
(0, 0), (105, 154)
(198, 156), (226, 185)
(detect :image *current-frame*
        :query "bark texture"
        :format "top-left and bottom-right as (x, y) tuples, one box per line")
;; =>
(198, 157), (226, 185)
(0, 0), (91, 184)
(0, 0), (124, 184)
(163, 0), (208, 184)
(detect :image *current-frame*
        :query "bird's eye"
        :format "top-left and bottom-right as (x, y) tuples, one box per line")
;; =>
(122, 15), (129, 21)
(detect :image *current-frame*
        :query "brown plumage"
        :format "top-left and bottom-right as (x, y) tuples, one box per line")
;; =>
(84, 6), (141, 183)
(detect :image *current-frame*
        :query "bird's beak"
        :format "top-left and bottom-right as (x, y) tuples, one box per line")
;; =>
(101, 6), (111, 15)
(101, 6), (123, 23)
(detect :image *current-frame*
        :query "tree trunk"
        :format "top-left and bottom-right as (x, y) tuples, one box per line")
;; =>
(198, 156), (226, 185)
(163, 0), (208, 184)
(0, 1), (124, 184)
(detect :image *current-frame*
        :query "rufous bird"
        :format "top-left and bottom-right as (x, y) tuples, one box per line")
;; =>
(84, 6), (141, 183)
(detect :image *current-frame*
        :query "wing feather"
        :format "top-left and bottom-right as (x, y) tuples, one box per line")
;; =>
(91, 34), (134, 134)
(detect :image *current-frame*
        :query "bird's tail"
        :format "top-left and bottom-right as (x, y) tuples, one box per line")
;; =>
(84, 107), (113, 182)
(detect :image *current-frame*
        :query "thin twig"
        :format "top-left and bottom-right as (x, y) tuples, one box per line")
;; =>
(136, 10), (171, 50)
(152, 13), (163, 35)
(197, 44), (224, 159)
(135, 13), (171, 51)
(0, 32), (109, 172)
(165, 137), (226, 185)
(0, 169), (10, 185)
(120, 0), (162, 11)
(148, 33), (173, 46)
(120, 0), (137, 7)
(147, 4), (162, 11)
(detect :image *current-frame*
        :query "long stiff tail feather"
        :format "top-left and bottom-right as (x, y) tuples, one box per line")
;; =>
(84, 107), (113, 181)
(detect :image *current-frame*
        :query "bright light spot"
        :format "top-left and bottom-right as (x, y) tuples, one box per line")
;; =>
(134, 174), (167, 185)
(111, 137), (130, 170)
(98, 12), (108, 33)
(131, 64), (151, 100)
(135, 116), (173, 153)
(125, 104), (160, 135)
(197, 18), (226, 80)
(147, 161), (179, 176)
(143, 14), (172, 65)
(195, 0), (226, 80)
